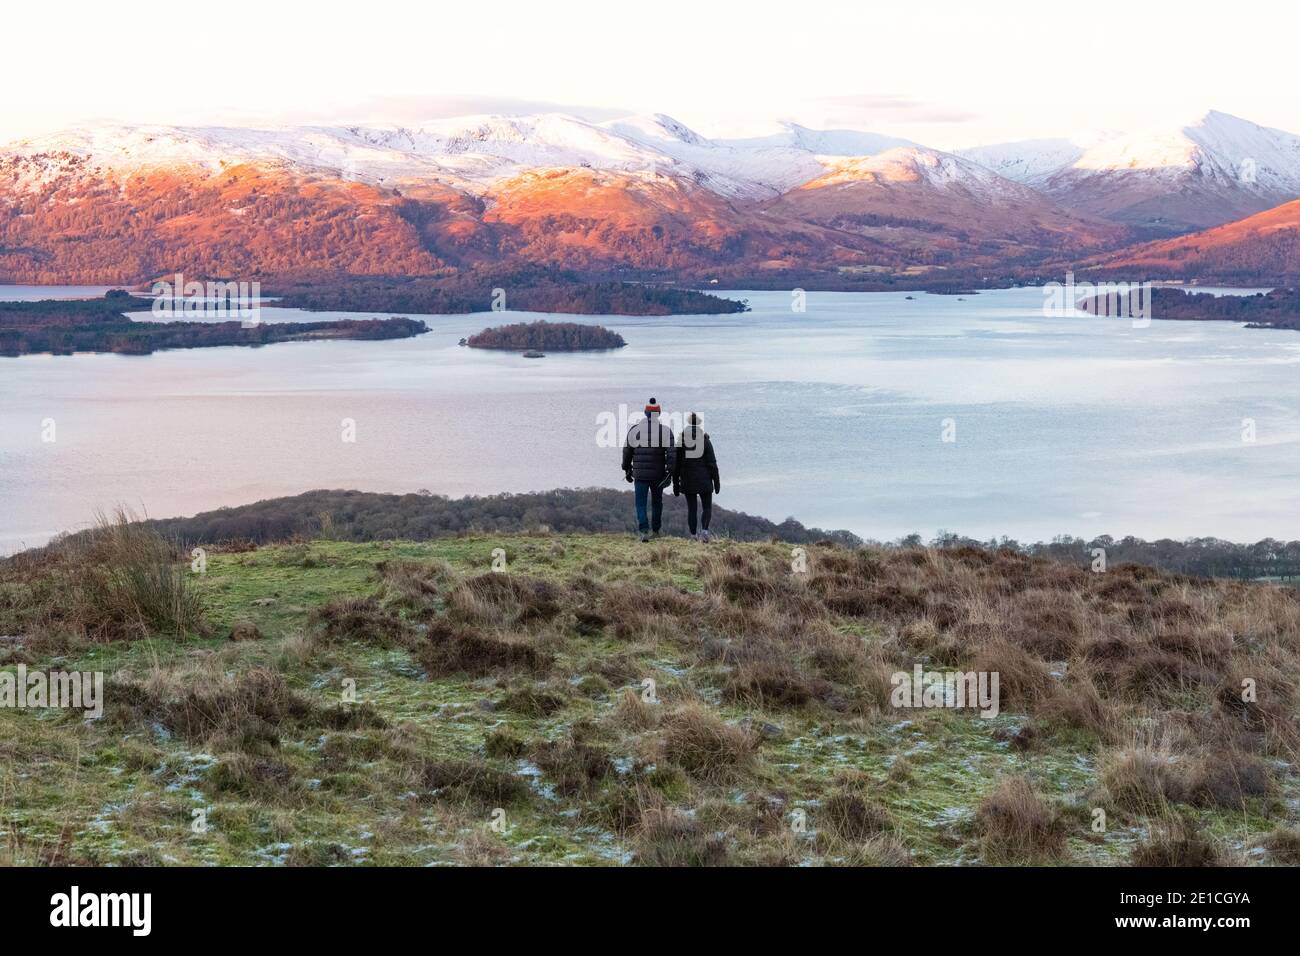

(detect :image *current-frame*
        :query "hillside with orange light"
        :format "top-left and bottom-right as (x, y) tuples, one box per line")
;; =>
(9, 109), (1300, 288)
(0, 149), (1133, 286)
(0, 159), (445, 284)
(1091, 199), (1300, 283)
(0, 160), (918, 283)
(479, 167), (895, 273)
(765, 151), (1124, 268)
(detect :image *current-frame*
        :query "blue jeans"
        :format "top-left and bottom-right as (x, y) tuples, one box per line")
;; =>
(634, 479), (664, 533)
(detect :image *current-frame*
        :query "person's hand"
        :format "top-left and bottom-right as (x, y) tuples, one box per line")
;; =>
(713, 480), (721, 494)
(624, 471), (634, 484)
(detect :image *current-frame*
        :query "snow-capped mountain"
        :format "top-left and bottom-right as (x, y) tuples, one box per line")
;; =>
(2, 111), (1125, 283)
(7, 108), (1291, 284)
(956, 139), (1086, 186)
(807, 147), (1033, 191)
(600, 116), (829, 197)
(763, 145), (1122, 259)
(2, 112), (1020, 202)
(959, 111), (1300, 234)
(4, 115), (681, 194)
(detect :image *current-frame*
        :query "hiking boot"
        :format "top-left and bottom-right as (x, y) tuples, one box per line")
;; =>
(639, 532), (650, 543)
(700, 529), (711, 543)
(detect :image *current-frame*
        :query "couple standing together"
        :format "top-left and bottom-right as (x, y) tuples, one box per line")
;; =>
(621, 397), (721, 542)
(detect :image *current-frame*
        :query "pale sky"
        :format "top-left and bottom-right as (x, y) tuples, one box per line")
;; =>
(5, 0), (1298, 149)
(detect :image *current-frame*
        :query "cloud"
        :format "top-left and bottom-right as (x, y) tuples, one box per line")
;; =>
(813, 94), (979, 125)
(219, 94), (634, 128)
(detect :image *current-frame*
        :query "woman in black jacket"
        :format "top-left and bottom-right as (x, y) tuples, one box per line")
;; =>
(674, 412), (720, 541)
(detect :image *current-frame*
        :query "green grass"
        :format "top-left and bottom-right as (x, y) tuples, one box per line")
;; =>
(1, 534), (1294, 866)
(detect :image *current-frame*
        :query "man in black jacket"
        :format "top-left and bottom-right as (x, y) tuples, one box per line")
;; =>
(622, 397), (677, 542)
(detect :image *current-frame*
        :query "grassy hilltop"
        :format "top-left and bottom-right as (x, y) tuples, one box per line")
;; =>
(1, 521), (1299, 866)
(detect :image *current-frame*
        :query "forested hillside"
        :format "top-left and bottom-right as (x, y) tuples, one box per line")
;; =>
(113, 489), (863, 549)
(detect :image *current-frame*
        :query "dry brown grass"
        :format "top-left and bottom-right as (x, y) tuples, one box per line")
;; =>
(635, 806), (729, 866)
(1256, 827), (1300, 864)
(254, 537), (1300, 868)
(446, 573), (561, 628)
(835, 834), (915, 866)
(421, 758), (531, 808)
(659, 704), (757, 782)
(1184, 750), (1275, 808)
(745, 545), (1298, 783)
(300, 538), (1300, 855)
(723, 659), (823, 709)
(1100, 739), (1187, 812)
(1131, 816), (1226, 867)
(416, 619), (551, 677)
(613, 688), (660, 730)
(22, 528), (1288, 867)
(313, 596), (415, 647)
(1, 508), (204, 649)
(375, 558), (454, 612)
(499, 682), (570, 716)
(975, 776), (1067, 863)
(822, 789), (894, 842)
(484, 728), (527, 760)
(205, 752), (304, 800)
(106, 666), (386, 748)
(529, 733), (616, 796)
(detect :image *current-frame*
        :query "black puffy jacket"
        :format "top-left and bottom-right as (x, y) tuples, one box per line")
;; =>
(622, 414), (677, 482)
(675, 426), (719, 494)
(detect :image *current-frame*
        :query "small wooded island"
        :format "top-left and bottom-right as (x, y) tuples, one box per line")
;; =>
(1078, 286), (1300, 330)
(271, 269), (749, 316)
(0, 291), (428, 356)
(466, 320), (626, 352)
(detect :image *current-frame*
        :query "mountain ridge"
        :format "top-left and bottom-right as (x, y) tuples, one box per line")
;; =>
(960, 110), (1300, 235)
(3, 109), (1298, 284)
(1091, 198), (1300, 282)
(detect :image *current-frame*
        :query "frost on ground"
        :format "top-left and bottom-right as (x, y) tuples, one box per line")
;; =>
(1, 533), (1298, 866)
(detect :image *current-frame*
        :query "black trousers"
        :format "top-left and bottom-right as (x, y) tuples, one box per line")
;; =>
(685, 490), (712, 534)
